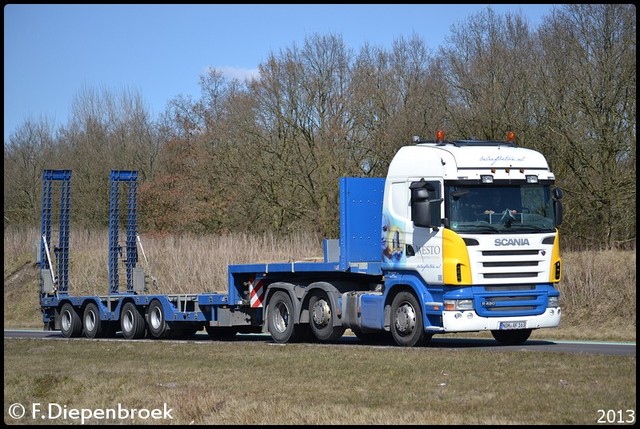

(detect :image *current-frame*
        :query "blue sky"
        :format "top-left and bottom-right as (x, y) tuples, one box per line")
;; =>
(4, 4), (556, 141)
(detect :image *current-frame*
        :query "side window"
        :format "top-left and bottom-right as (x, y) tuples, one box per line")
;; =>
(390, 181), (408, 218)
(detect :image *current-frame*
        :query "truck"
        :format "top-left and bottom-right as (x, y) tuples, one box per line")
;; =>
(38, 130), (564, 347)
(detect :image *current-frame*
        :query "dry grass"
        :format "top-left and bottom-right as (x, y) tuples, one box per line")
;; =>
(3, 338), (636, 425)
(3, 227), (637, 341)
(3, 228), (636, 425)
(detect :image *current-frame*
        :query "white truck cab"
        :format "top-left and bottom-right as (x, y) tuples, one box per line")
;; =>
(381, 132), (563, 344)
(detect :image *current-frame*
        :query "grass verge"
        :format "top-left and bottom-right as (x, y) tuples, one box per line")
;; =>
(4, 338), (636, 425)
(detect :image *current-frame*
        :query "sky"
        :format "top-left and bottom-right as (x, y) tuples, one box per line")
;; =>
(4, 4), (557, 142)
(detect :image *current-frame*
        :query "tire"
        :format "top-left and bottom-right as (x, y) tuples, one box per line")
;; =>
(390, 291), (425, 347)
(147, 299), (170, 339)
(205, 325), (238, 340)
(308, 292), (345, 342)
(267, 290), (305, 343)
(83, 302), (105, 338)
(491, 329), (532, 345)
(60, 302), (82, 338)
(120, 302), (146, 339)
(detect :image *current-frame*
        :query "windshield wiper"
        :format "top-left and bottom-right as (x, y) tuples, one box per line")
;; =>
(458, 222), (501, 232)
(507, 224), (554, 232)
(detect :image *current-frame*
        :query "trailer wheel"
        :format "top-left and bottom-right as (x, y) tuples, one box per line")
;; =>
(60, 303), (82, 338)
(491, 329), (532, 345)
(83, 302), (105, 338)
(309, 292), (345, 341)
(147, 299), (170, 339)
(267, 290), (306, 343)
(390, 291), (425, 347)
(120, 302), (146, 339)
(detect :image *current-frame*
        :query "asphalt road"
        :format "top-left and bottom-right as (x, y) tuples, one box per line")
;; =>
(4, 329), (635, 356)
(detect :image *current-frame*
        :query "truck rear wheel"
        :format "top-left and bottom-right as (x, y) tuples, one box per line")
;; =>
(60, 303), (82, 338)
(121, 302), (146, 339)
(268, 290), (306, 343)
(309, 292), (345, 341)
(83, 302), (105, 338)
(390, 291), (425, 347)
(491, 329), (532, 345)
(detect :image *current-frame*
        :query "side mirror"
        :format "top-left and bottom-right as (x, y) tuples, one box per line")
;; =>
(411, 188), (442, 228)
(553, 188), (563, 200)
(554, 200), (563, 226)
(553, 187), (563, 226)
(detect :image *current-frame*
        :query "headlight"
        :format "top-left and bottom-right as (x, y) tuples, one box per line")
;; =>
(548, 296), (559, 308)
(444, 299), (474, 311)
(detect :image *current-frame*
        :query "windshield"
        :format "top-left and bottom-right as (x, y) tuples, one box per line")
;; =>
(446, 184), (556, 233)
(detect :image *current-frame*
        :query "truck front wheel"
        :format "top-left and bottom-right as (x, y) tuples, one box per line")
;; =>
(309, 292), (345, 341)
(268, 290), (306, 343)
(390, 291), (425, 347)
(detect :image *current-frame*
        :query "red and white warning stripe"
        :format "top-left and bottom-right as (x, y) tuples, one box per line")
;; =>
(249, 277), (265, 308)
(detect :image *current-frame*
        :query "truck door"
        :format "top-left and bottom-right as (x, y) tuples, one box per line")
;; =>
(407, 178), (444, 285)
(381, 179), (444, 286)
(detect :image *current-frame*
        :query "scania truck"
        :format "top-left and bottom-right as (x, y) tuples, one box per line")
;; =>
(39, 131), (563, 347)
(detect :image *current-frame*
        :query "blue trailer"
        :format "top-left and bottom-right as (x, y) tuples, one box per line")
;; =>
(39, 133), (564, 346)
(39, 170), (390, 343)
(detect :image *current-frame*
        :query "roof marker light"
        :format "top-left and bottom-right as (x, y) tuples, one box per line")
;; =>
(506, 131), (516, 142)
(436, 130), (445, 143)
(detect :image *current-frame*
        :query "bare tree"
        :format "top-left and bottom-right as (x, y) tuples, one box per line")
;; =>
(4, 118), (56, 224)
(534, 4), (636, 249)
(437, 7), (538, 141)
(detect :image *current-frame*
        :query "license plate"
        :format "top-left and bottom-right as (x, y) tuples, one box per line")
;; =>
(499, 321), (526, 330)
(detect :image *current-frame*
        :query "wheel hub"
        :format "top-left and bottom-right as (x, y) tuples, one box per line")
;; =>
(274, 302), (289, 333)
(123, 310), (134, 332)
(85, 312), (96, 331)
(61, 310), (72, 331)
(150, 307), (162, 329)
(312, 299), (331, 327)
(395, 304), (416, 334)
